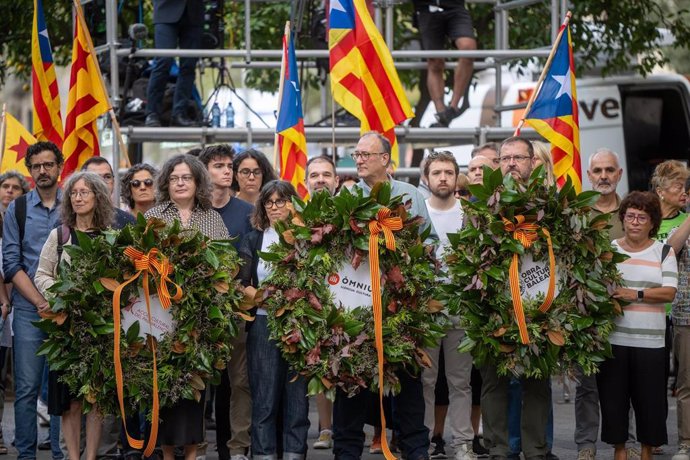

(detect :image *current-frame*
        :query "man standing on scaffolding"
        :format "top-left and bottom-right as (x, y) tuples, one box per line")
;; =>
(413, 0), (477, 127)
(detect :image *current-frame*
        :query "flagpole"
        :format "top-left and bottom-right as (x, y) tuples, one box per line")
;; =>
(0, 104), (7, 172)
(273, 21), (290, 175)
(514, 11), (572, 135)
(72, 0), (131, 169)
(331, 94), (336, 164)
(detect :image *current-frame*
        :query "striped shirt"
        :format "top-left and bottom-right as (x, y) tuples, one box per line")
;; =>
(610, 239), (678, 348)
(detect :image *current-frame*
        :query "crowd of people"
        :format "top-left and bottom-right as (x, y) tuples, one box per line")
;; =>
(0, 132), (687, 460)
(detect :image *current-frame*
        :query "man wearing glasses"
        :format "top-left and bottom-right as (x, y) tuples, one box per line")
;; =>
(2, 142), (63, 460)
(333, 131), (436, 460)
(81, 157), (135, 230)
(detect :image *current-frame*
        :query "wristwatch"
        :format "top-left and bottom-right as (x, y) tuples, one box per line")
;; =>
(637, 290), (644, 301)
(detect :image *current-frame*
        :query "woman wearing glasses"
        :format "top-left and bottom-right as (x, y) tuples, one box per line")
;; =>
(121, 163), (158, 217)
(232, 149), (278, 205)
(34, 172), (116, 460)
(597, 191), (677, 460)
(145, 155), (229, 460)
(238, 180), (310, 460)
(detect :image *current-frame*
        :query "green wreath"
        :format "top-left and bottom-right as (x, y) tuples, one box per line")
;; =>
(445, 167), (626, 378)
(261, 183), (447, 399)
(35, 216), (248, 415)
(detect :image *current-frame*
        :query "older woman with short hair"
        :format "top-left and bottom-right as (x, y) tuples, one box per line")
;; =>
(239, 180), (310, 460)
(145, 154), (228, 460)
(121, 163), (158, 217)
(597, 191), (678, 460)
(35, 171), (115, 460)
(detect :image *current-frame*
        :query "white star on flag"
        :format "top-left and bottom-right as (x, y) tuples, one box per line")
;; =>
(550, 68), (573, 100)
(331, 0), (346, 13)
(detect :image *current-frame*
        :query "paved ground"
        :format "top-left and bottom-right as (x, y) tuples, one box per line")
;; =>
(0, 379), (680, 460)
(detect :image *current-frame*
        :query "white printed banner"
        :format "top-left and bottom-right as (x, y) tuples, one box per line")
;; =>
(327, 260), (373, 312)
(121, 288), (175, 341)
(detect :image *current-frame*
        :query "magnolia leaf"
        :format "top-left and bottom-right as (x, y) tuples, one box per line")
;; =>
(237, 312), (255, 322)
(213, 281), (230, 294)
(427, 299), (444, 313)
(189, 374), (206, 390)
(547, 330), (565, 346)
(283, 229), (296, 245)
(99, 277), (120, 292)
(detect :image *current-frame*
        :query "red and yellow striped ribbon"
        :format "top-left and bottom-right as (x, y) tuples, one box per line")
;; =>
(368, 207), (403, 460)
(112, 247), (183, 456)
(502, 215), (556, 344)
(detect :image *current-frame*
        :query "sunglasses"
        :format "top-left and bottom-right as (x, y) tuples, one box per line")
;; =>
(131, 179), (154, 188)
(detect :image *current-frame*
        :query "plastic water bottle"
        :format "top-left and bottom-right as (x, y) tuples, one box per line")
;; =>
(211, 102), (221, 127)
(224, 101), (235, 128)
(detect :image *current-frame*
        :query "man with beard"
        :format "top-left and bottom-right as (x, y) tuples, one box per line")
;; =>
(306, 156), (339, 196)
(3, 142), (63, 460)
(574, 148), (624, 460)
(421, 151), (476, 460)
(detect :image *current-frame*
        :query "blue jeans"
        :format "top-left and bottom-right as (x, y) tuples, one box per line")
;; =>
(40, 364), (63, 460)
(333, 368), (430, 460)
(508, 378), (554, 455)
(14, 308), (47, 460)
(246, 316), (310, 457)
(145, 17), (201, 117)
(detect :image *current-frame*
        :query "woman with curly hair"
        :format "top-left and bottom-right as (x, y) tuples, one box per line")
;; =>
(145, 154), (228, 460)
(232, 149), (278, 204)
(651, 160), (689, 242)
(597, 191), (678, 460)
(120, 163), (158, 217)
(34, 171), (116, 460)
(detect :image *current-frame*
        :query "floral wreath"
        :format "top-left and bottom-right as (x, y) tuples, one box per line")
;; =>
(445, 167), (626, 378)
(261, 183), (447, 399)
(36, 216), (248, 425)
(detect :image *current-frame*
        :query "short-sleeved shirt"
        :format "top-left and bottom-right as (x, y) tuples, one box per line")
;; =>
(609, 240), (678, 349)
(145, 201), (229, 240)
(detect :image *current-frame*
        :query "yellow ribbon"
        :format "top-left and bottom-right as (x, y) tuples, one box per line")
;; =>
(368, 207), (403, 460)
(502, 215), (556, 344)
(112, 247), (183, 456)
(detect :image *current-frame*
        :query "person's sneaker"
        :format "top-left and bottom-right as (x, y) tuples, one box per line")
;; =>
(37, 400), (50, 427)
(434, 106), (466, 127)
(313, 430), (333, 449)
(429, 436), (447, 459)
(576, 448), (595, 460)
(229, 455), (248, 460)
(473, 436), (489, 457)
(673, 443), (690, 460)
(370, 433), (383, 454)
(455, 443), (478, 460)
(627, 447), (641, 460)
(545, 452), (559, 460)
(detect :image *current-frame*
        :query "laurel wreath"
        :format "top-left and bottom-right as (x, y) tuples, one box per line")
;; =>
(445, 167), (625, 378)
(35, 216), (248, 415)
(260, 183), (447, 399)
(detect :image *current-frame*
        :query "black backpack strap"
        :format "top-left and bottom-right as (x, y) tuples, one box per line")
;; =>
(662, 243), (672, 263)
(15, 194), (27, 244)
(56, 223), (70, 262)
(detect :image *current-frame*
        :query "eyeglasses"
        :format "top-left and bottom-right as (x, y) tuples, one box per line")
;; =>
(98, 173), (114, 182)
(29, 161), (57, 172)
(454, 189), (470, 197)
(499, 155), (532, 163)
(238, 168), (263, 178)
(623, 213), (650, 224)
(264, 199), (288, 209)
(69, 190), (94, 199)
(351, 151), (385, 161)
(168, 175), (194, 184)
(131, 179), (154, 188)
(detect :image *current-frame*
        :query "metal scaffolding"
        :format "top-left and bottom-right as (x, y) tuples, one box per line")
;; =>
(102, 0), (563, 167)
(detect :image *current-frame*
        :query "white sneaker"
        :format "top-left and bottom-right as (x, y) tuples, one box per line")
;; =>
(455, 443), (478, 460)
(673, 444), (690, 460)
(577, 448), (595, 460)
(313, 429), (333, 449)
(36, 400), (50, 427)
(230, 455), (249, 460)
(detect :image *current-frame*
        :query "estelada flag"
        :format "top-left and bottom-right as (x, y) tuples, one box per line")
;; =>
(329, 0), (413, 167)
(32, 0), (64, 147)
(62, 1), (110, 179)
(523, 21), (582, 192)
(276, 24), (309, 199)
(2, 113), (37, 179)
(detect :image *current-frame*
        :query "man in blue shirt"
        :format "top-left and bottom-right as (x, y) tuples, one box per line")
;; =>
(199, 144), (254, 460)
(3, 141), (63, 460)
(333, 131), (435, 460)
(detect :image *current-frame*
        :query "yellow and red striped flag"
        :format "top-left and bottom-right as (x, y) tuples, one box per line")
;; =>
(329, 0), (413, 167)
(521, 16), (581, 191)
(32, 0), (64, 147)
(62, 1), (110, 179)
(276, 24), (309, 199)
(2, 112), (37, 180)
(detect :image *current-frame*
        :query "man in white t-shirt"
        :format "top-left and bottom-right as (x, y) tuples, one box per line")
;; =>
(421, 151), (476, 460)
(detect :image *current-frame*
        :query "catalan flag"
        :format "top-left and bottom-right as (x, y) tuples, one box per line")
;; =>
(62, 1), (110, 179)
(329, 0), (413, 167)
(2, 112), (37, 180)
(32, 0), (64, 147)
(523, 20), (581, 192)
(276, 24), (309, 199)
